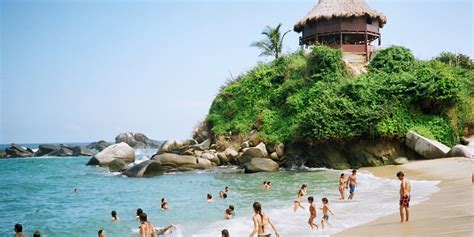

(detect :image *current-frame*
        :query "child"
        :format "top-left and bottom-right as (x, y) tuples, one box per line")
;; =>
(321, 197), (334, 229)
(307, 196), (319, 229)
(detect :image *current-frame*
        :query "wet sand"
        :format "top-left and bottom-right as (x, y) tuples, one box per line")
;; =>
(334, 157), (474, 237)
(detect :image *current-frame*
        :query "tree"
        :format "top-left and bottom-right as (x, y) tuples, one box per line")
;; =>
(250, 23), (290, 59)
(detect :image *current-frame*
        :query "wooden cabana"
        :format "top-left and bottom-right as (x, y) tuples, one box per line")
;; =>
(294, 0), (387, 61)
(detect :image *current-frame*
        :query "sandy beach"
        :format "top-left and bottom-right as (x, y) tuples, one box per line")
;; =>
(334, 157), (474, 237)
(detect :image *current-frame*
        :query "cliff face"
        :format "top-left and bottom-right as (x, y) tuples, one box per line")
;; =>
(283, 137), (422, 169)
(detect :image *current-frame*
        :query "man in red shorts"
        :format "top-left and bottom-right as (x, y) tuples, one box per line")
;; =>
(397, 171), (411, 223)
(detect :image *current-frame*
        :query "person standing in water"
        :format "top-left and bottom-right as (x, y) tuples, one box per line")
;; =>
(14, 224), (24, 237)
(249, 202), (280, 237)
(98, 229), (105, 237)
(347, 170), (357, 200)
(338, 173), (346, 200)
(397, 171), (411, 223)
(221, 229), (230, 237)
(110, 210), (119, 221)
(307, 196), (319, 230)
(293, 184), (307, 211)
(207, 194), (214, 203)
(139, 213), (157, 237)
(161, 198), (169, 210)
(320, 197), (334, 229)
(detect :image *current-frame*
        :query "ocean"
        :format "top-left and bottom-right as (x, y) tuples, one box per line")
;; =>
(0, 147), (439, 237)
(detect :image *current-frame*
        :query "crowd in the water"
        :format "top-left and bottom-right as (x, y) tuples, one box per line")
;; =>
(12, 169), (413, 236)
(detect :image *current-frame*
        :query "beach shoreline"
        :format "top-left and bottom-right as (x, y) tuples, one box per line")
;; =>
(333, 157), (474, 237)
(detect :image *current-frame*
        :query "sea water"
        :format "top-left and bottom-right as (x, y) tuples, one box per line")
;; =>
(0, 149), (439, 237)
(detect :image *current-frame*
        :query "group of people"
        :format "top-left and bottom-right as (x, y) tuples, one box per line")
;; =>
(13, 170), (411, 236)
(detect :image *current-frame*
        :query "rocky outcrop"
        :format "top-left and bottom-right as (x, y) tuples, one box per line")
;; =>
(152, 153), (212, 172)
(5, 144), (34, 158)
(72, 146), (95, 156)
(285, 137), (422, 169)
(405, 131), (450, 159)
(447, 145), (473, 158)
(123, 160), (164, 177)
(37, 144), (60, 156)
(240, 147), (264, 164)
(86, 142), (135, 166)
(244, 158), (279, 173)
(47, 145), (74, 157)
(115, 132), (160, 149)
(87, 140), (112, 152)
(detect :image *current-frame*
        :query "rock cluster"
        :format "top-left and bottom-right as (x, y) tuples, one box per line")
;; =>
(0, 143), (95, 159)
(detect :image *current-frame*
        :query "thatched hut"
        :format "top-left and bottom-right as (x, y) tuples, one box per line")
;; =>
(294, 0), (387, 61)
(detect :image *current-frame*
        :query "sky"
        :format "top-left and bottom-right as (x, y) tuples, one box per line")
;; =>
(1, 0), (472, 144)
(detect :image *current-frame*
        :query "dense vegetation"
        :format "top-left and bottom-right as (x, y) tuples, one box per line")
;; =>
(206, 46), (473, 146)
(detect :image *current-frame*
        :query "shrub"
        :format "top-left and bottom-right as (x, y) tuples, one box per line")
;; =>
(369, 46), (415, 73)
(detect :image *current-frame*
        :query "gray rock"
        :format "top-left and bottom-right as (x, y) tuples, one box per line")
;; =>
(202, 152), (220, 165)
(275, 143), (285, 157)
(193, 138), (211, 151)
(255, 142), (269, 158)
(240, 147), (263, 164)
(152, 153), (212, 172)
(87, 140), (112, 152)
(405, 131), (450, 159)
(0, 149), (7, 158)
(224, 148), (239, 160)
(244, 158), (279, 173)
(123, 160), (164, 177)
(37, 144), (60, 156)
(447, 145), (474, 158)
(86, 142), (135, 166)
(217, 152), (229, 164)
(72, 146), (95, 156)
(158, 140), (179, 154)
(270, 152), (279, 161)
(240, 141), (250, 149)
(108, 159), (128, 172)
(47, 146), (74, 157)
(6, 144), (34, 157)
(394, 157), (409, 165)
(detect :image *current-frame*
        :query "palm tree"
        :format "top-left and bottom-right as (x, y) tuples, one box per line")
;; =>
(250, 23), (291, 59)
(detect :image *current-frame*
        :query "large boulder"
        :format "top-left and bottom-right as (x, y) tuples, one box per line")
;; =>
(224, 148), (239, 160)
(447, 145), (474, 158)
(115, 132), (161, 149)
(86, 142), (135, 166)
(108, 158), (128, 172)
(47, 146), (74, 157)
(244, 158), (279, 173)
(37, 144), (60, 156)
(72, 146), (95, 156)
(275, 143), (285, 157)
(270, 152), (279, 161)
(115, 132), (138, 147)
(394, 157), (409, 165)
(405, 131), (450, 159)
(202, 152), (220, 165)
(5, 144), (34, 158)
(123, 160), (164, 177)
(240, 147), (263, 164)
(87, 140), (112, 152)
(158, 140), (180, 154)
(152, 153), (212, 172)
(255, 142), (269, 158)
(217, 152), (229, 164)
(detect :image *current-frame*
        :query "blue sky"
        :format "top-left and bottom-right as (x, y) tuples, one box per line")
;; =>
(1, 0), (472, 144)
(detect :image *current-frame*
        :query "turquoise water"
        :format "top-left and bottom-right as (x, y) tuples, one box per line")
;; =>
(0, 154), (439, 237)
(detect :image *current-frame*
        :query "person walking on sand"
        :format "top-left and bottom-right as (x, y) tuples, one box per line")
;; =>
(249, 202), (280, 237)
(397, 171), (411, 223)
(320, 197), (334, 229)
(294, 184), (307, 211)
(338, 173), (345, 200)
(347, 170), (357, 200)
(307, 196), (319, 230)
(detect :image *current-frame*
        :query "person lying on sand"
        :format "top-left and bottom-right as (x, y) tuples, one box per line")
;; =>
(307, 196), (319, 230)
(320, 197), (334, 229)
(249, 202), (280, 237)
(397, 171), (411, 223)
(294, 184), (307, 211)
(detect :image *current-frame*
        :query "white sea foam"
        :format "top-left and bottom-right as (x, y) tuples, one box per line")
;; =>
(192, 171), (440, 237)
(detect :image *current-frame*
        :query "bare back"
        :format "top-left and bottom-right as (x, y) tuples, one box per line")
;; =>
(253, 213), (270, 235)
(400, 178), (411, 196)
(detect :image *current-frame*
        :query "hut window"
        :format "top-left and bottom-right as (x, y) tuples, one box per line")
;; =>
(366, 16), (373, 24)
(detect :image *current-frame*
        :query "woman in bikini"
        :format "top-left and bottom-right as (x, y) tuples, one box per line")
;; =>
(339, 173), (345, 200)
(138, 213), (157, 237)
(293, 184), (307, 212)
(249, 202), (280, 237)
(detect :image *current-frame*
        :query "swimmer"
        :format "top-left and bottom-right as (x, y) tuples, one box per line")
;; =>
(161, 198), (169, 210)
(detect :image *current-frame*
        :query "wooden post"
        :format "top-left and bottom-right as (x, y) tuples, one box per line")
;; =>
(340, 32), (342, 49)
(365, 31), (368, 61)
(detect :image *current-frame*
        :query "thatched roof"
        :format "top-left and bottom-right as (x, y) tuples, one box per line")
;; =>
(294, 0), (387, 32)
